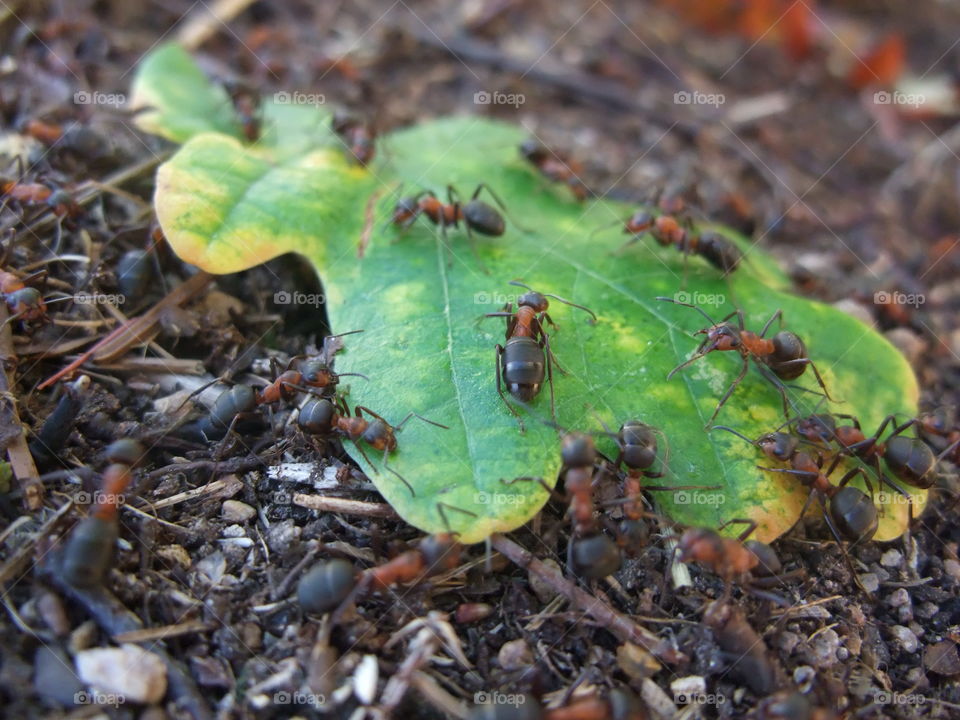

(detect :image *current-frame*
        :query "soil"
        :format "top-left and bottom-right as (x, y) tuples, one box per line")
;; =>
(1, 1), (959, 719)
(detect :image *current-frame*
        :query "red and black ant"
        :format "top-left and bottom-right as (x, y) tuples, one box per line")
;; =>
(297, 394), (448, 495)
(1, 179), (79, 218)
(519, 138), (590, 201)
(481, 281), (596, 431)
(391, 184), (517, 269)
(298, 534), (461, 614)
(332, 110), (376, 166)
(713, 425), (879, 549)
(223, 81), (261, 142)
(61, 439), (143, 588)
(1, 269), (47, 324)
(658, 298), (833, 428)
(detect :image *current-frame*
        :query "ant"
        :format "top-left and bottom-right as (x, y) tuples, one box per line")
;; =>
(482, 281), (596, 431)
(1, 178), (79, 218)
(61, 439), (143, 588)
(332, 110), (376, 165)
(791, 411), (960, 502)
(224, 81), (261, 142)
(714, 425), (879, 549)
(391, 184), (516, 269)
(1, 269), (47, 323)
(297, 394), (448, 495)
(298, 534), (461, 614)
(658, 297), (833, 428)
(519, 138), (589, 201)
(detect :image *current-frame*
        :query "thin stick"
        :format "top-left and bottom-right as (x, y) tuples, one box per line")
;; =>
(490, 534), (683, 664)
(293, 494), (398, 518)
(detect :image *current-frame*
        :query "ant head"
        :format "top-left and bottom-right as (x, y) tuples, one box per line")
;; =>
(299, 358), (334, 385)
(103, 438), (144, 467)
(796, 414), (836, 441)
(392, 196), (419, 224)
(921, 406), (955, 434)
(677, 527), (721, 562)
(519, 139), (546, 161)
(46, 188), (72, 207)
(705, 324), (740, 350)
(561, 432), (595, 467)
(756, 432), (798, 462)
(518, 290), (549, 312)
(362, 419), (397, 451)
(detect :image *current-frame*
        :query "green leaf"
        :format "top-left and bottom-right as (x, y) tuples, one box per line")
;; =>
(136, 47), (923, 544)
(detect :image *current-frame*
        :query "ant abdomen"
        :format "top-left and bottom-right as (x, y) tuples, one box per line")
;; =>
(884, 436), (937, 488)
(696, 231), (742, 273)
(462, 200), (505, 236)
(503, 337), (545, 400)
(418, 533), (461, 574)
(744, 540), (781, 576)
(298, 559), (357, 614)
(568, 533), (622, 579)
(561, 433), (595, 468)
(103, 438), (143, 466)
(829, 485), (878, 542)
(210, 384), (256, 428)
(297, 398), (336, 435)
(770, 332), (807, 379)
(61, 516), (117, 588)
(619, 421), (658, 470)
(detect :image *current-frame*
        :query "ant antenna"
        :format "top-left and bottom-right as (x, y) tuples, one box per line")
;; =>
(711, 425), (756, 446)
(508, 280), (598, 323)
(655, 296), (718, 326)
(588, 218), (625, 240)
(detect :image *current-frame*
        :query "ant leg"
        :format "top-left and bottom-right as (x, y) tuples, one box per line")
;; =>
(494, 344), (524, 433)
(655, 296), (718, 326)
(392, 411), (449, 431)
(543, 333), (558, 425)
(717, 518), (759, 543)
(704, 356), (750, 428)
(759, 309), (784, 338)
(815, 494), (870, 594)
(382, 446), (415, 496)
(350, 438), (378, 474)
(613, 234), (643, 255)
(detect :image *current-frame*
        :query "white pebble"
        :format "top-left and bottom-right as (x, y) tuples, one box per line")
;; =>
(76, 644), (167, 704)
(880, 549), (902, 568)
(222, 500), (256, 522)
(890, 625), (919, 653)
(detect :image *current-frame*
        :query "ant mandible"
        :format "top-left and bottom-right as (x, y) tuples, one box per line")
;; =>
(658, 297), (833, 428)
(297, 394), (447, 496)
(481, 280), (596, 431)
(519, 138), (590, 201)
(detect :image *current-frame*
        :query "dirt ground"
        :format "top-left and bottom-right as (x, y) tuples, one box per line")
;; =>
(1, 1), (960, 718)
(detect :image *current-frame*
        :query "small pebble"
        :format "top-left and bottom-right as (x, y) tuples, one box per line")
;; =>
(918, 602), (940, 619)
(897, 606), (914, 624)
(858, 573), (880, 593)
(670, 675), (706, 701)
(497, 639), (533, 670)
(156, 544), (192, 570)
(353, 655), (378, 705)
(888, 588), (910, 608)
(34, 646), (84, 706)
(793, 665), (815, 691)
(811, 629), (841, 667)
(777, 631), (801, 655)
(890, 625), (919, 654)
(266, 519), (301, 553)
(944, 558), (960, 581)
(924, 640), (960, 676)
(221, 524), (246, 538)
(76, 644), (168, 704)
(36, 591), (70, 636)
(880, 549), (902, 568)
(222, 499), (256, 522)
